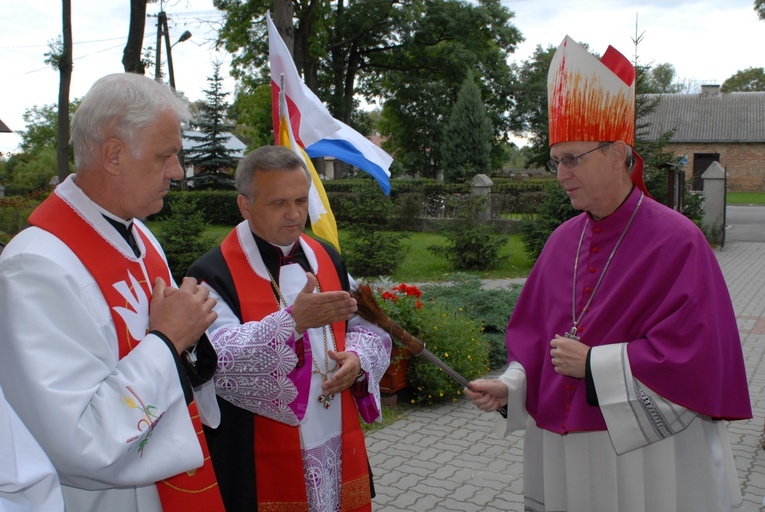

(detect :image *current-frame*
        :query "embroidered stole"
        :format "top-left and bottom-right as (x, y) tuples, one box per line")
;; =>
(221, 230), (372, 512)
(29, 192), (224, 511)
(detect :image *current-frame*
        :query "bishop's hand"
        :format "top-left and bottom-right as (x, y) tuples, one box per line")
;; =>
(465, 379), (508, 413)
(550, 335), (589, 378)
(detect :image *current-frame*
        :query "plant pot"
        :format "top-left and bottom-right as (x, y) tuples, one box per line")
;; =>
(379, 345), (410, 394)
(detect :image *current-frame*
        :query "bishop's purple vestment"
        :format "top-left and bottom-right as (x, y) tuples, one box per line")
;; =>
(507, 186), (751, 434)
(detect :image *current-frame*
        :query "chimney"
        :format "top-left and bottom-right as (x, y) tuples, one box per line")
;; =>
(701, 84), (721, 97)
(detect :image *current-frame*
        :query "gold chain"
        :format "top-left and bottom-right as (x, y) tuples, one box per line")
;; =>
(266, 267), (337, 382)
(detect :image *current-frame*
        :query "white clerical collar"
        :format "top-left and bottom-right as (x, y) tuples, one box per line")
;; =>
(273, 241), (297, 256)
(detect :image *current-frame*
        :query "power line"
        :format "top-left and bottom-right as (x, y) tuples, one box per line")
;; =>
(0, 37), (128, 50)
(9, 33), (155, 78)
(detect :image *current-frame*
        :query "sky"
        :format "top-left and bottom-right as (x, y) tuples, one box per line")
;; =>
(1, 0), (764, 156)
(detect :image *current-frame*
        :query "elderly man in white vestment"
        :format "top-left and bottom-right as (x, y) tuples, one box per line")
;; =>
(466, 37), (751, 512)
(0, 73), (225, 512)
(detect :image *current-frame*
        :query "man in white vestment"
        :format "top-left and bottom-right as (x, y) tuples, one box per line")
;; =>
(0, 73), (225, 511)
(466, 36), (751, 512)
(187, 145), (391, 511)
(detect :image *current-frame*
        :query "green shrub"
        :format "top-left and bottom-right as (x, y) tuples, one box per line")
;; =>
(0, 195), (41, 241)
(389, 192), (424, 231)
(373, 281), (491, 405)
(420, 274), (519, 369)
(683, 189), (704, 227)
(519, 181), (577, 260)
(332, 183), (393, 228)
(342, 226), (410, 278)
(156, 194), (217, 282)
(427, 196), (509, 271)
(152, 190), (240, 226)
(492, 189), (547, 216)
(406, 301), (490, 405)
(334, 183), (411, 277)
(429, 223), (508, 271)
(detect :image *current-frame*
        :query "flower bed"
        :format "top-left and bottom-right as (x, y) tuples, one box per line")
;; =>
(374, 281), (491, 405)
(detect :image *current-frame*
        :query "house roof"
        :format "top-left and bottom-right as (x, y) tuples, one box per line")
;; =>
(641, 89), (765, 143)
(182, 131), (247, 158)
(0, 118), (11, 133)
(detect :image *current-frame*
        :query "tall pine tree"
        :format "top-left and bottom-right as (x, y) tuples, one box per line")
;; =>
(184, 61), (239, 177)
(440, 71), (493, 184)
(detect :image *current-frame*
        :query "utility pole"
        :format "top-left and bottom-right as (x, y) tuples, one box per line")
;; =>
(152, 9), (191, 90)
(57, 0), (73, 185)
(154, 11), (163, 83)
(150, 4), (192, 190)
(154, 11), (175, 89)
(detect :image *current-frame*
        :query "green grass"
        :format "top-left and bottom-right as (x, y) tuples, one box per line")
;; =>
(728, 191), (765, 205)
(170, 224), (535, 283)
(386, 232), (533, 282)
(204, 225), (232, 244)
(361, 403), (410, 434)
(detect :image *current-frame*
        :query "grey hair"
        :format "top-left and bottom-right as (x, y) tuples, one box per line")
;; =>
(599, 141), (634, 169)
(235, 146), (310, 199)
(70, 73), (191, 171)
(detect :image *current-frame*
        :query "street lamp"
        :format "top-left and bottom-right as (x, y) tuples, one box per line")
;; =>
(166, 29), (191, 91)
(173, 31), (192, 47)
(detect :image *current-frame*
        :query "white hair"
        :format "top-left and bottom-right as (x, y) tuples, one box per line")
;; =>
(70, 73), (191, 170)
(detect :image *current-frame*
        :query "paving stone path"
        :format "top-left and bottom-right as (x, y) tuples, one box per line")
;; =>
(366, 241), (765, 511)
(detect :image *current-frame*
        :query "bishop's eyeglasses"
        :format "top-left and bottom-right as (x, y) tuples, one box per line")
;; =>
(547, 143), (611, 173)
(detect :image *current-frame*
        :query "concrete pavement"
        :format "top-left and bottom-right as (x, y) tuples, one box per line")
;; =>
(365, 241), (765, 511)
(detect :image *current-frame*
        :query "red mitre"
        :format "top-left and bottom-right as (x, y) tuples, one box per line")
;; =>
(548, 36), (649, 196)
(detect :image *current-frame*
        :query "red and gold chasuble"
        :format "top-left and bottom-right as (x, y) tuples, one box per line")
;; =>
(29, 192), (224, 511)
(221, 230), (372, 512)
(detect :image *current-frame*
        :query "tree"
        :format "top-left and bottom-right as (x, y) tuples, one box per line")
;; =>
(7, 147), (60, 190)
(504, 142), (535, 170)
(2, 101), (80, 192)
(156, 194), (215, 283)
(45, 0), (73, 184)
(441, 71), (493, 183)
(641, 63), (682, 94)
(123, 0), (158, 73)
(215, 0), (521, 177)
(721, 67), (765, 92)
(216, 0), (399, 124)
(228, 82), (273, 149)
(183, 62), (239, 176)
(17, 101), (79, 157)
(756, 0), (765, 20)
(373, 0), (520, 177)
(506, 44), (556, 168)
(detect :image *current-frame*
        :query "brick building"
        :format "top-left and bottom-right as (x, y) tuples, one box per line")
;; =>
(641, 85), (765, 192)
